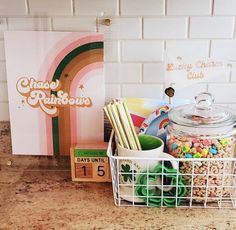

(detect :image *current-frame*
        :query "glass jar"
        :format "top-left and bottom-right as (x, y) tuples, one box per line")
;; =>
(167, 92), (236, 202)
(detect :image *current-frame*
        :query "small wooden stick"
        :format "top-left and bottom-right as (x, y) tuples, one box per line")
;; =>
(116, 101), (138, 150)
(123, 102), (142, 150)
(106, 104), (126, 148)
(109, 103), (130, 149)
(103, 107), (124, 148)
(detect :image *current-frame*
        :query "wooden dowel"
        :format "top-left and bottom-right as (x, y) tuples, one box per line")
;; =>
(103, 107), (124, 148)
(104, 100), (142, 151)
(116, 101), (138, 150)
(123, 102), (142, 150)
(109, 104), (130, 149)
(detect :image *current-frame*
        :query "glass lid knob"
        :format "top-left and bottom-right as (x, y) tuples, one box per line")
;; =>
(194, 92), (215, 110)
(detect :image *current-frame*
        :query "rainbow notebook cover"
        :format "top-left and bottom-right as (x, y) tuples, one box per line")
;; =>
(4, 31), (104, 156)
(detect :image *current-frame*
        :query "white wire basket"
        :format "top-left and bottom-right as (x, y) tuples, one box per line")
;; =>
(107, 134), (236, 209)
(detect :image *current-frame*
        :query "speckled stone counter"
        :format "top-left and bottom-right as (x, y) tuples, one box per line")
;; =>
(0, 122), (236, 230)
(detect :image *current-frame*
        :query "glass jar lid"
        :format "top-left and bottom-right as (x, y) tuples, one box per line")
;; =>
(168, 92), (236, 129)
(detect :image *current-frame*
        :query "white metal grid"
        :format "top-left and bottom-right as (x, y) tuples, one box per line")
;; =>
(107, 141), (236, 209)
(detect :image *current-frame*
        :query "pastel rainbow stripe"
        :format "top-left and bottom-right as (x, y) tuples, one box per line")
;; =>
(44, 35), (103, 156)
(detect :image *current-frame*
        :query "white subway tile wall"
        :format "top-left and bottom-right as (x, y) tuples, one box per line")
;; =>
(120, 0), (164, 16)
(166, 40), (209, 58)
(0, 62), (6, 82)
(0, 18), (7, 38)
(8, 17), (51, 31)
(167, 0), (211, 16)
(172, 83), (207, 100)
(105, 63), (141, 83)
(208, 84), (236, 103)
(190, 17), (234, 39)
(0, 0), (236, 120)
(74, 0), (118, 16)
(121, 41), (164, 61)
(28, 0), (72, 16)
(211, 40), (236, 60)
(104, 41), (120, 61)
(52, 17), (96, 32)
(0, 82), (8, 101)
(143, 63), (165, 83)
(0, 0), (26, 16)
(144, 17), (188, 39)
(105, 84), (120, 101)
(0, 102), (9, 121)
(122, 84), (163, 98)
(214, 0), (236, 15)
(0, 40), (5, 61)
(100, 18), (141, 39)
(231, 66), (236, 82)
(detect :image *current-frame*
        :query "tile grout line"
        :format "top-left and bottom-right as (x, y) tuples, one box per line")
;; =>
(118, 0), (121, 16)
(187, 16), (190, 38)
(118, 40), (121, 63)
(211, 0), (215, 16)
(229, 68), (233, 82)
(163, 39), (166, 62)
(206, 82), (236, 85)
(119, 83), (122, 98)
(50, 17), (53, 31)
(109, 82), (164, 85)
(141, 16), (144, 40)
(104, 38), (236, 41)
(117, 38), (122, 95)
(233, 16), (236, 39)
(25, 0), (30, 15)
(141, 63), (144, 83)
(164, 0), (167, 16)
(71, 0), (75, 16)
(161, 83), (165, 100)
(208, 40), (212, 58)
(163, 40), (166, 54)
(5, 17), (9, 30)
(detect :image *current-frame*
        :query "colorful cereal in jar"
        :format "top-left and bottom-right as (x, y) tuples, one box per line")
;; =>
(168, 136), (234, 159)
(167, 135), (235, 202)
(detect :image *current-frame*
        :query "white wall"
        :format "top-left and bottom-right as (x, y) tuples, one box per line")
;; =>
(0, 0), (236, 120)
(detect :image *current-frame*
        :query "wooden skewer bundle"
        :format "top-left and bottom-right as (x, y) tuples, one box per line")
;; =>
(104, 100), (141, 150)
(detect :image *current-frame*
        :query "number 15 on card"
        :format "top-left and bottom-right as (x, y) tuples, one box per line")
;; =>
(75, 160), (111, 182)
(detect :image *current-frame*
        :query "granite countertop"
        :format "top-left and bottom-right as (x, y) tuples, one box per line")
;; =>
(0, 122), (235, 230)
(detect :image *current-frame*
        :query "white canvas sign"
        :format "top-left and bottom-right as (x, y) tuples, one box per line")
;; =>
(4, 31), (105, 156)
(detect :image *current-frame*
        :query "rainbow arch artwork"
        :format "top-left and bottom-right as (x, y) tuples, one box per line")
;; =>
(4, 31), (105, 156)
